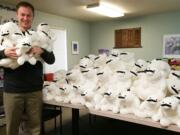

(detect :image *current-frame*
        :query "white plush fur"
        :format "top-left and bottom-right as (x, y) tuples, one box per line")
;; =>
(131, 59), (148, 73)
(42, 82), (58, 101)
(153, 96), (180, 127)
(70, 85), (87, 105)
(54, 83), (76, 103)
(96, 90), (114, 111)
(0, 22), (22, 69)
(0, 22), (53, 68)
(168, 70), (180, 80)
(167, 70), (180, 95)
(79, 56), (94, 71)
(36, 22), (56, 52)
(81, 67), (99, 92)
(93, 54), (108, 68)
(105, 56), (126, 72)
(96, 66), (113, 87)
(113, 91), (140, 115)
(135, 95), (160, 119)
(79, 90), (97, 107)
(167, 78), (180, 95)
(53, 69), (67, 81)
(149, 59), (171, 78)
(131, 68), (167, 101)
(0, 22), (21, 47)
(119, 51), (135, 70)
(66, 68), (85, 86)
(110, 69), (133, 93)
(16, 36), (36, 65)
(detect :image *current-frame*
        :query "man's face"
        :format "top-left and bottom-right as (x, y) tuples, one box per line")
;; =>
(16, 6), (33, 31)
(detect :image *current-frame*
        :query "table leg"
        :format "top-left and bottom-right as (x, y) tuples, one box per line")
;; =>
(72, 108), (79, 135)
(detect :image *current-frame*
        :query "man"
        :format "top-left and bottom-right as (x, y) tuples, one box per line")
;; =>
(0, 1), (55, 135)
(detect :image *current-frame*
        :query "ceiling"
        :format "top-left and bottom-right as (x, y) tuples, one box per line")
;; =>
(1, 0), (180, 22)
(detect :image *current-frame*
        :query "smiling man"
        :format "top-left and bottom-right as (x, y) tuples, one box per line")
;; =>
(1, 1), (55, 135)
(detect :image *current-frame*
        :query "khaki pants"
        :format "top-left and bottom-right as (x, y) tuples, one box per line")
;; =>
(3, 91), (42, 135)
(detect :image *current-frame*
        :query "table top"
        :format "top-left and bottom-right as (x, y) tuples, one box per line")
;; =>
(44, 100), (85, 109)
(89, 109), (180, 133)
(44, 100), (180, 133)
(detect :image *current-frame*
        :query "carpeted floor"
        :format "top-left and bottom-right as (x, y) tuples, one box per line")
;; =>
(0, 107), (178, 135)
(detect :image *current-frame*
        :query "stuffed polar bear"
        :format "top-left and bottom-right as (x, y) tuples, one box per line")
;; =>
(167, 70), (180, 95)
(36, 22), (56, 52)
(87, 54), (96, 60)
(113, 90), (140, 115)
(81, 67), (99, 90)
(131, 68), (167, 101)
(66, 68), (85, 86)
(53, 69), (68, 85)
(43, 82), (58, 101)
(93, 66), (114, 101)
(16, 36), (37, 65)
(93, 53), (108, 68)
(95, 90), (115, 111)
(118, 51), (135, 70)
(97, 69), (134, 110)
(85, 92), (104, 109)
(105, 56), (126, 72)
(0, 22), (22, 69)
(53, 69), (67, 80)
(78, 89), (101, 108)
(168, 70), (180, 80)
(54, 83), (77, 103)
(71, 87), (101, 106)
(96, 66), (113, 87)
(110, 69), (133, 93)
(79, 56), (94, 71)
(131, 59), (149, 73)
(149, 59), (171, 78)
(135, 95), (160, 119)
(0, 22), (44, 68)
(167, 77), (180, 95)
(109, 49), (120, 57)
(153, 96), (180, 127)
(69, 85), (89, 105)
(0, 22), (22, 47)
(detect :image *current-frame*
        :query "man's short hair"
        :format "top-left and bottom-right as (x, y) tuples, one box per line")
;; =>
(16, 1), (34, 16)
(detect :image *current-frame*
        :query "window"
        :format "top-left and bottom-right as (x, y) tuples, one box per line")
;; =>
(114, 27), (141, 48)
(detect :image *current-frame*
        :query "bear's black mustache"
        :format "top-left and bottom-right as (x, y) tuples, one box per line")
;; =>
(147, 99), (157, 102)
(171, 86), (179, 94)
(161, 104), (171, 108)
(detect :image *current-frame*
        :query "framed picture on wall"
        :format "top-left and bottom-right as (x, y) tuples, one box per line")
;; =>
(72, 41), (79, 55)
(163, 34), (180, 58)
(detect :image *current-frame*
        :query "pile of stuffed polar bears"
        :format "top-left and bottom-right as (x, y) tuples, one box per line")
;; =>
(43, 49), (180, 128)
(0, 21), (55, 69)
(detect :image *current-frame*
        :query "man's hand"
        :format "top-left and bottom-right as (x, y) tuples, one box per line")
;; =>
(29, 46), (44, 56)
(4, 47), (18, 59)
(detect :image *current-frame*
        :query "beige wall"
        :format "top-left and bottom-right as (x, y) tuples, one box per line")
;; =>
(90, 11), (180, 61)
